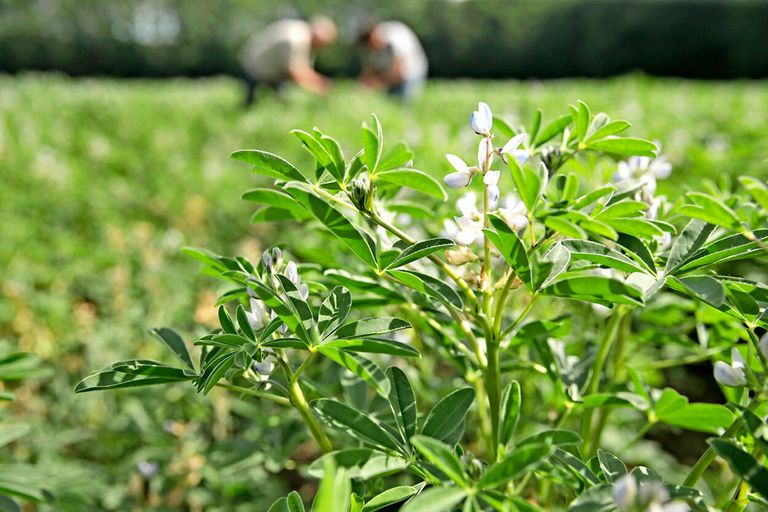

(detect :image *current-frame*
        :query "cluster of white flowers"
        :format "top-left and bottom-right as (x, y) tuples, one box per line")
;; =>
(442, 102), (531, 249)
(613, 474), (688, 512)
(244, 248), (310, 380)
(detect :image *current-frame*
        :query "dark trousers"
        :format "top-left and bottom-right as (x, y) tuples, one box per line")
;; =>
(242, 71), (283, 107)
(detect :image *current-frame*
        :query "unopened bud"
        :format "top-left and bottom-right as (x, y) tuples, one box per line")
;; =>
(347, 175), (372, 211)
(445, 247), (478, 265)
(540, 146), (563, 173)
(262, 250), (273, 273)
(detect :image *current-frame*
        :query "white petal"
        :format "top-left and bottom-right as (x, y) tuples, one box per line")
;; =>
(471, 101), (493, 134)
(444, 171), (472, 189)
(612, 475), (637, 511)
(509, 149), (529, 165)
(445, 154), (468, 172)
(285, 261), (299, 283)
(478, 137), (494, 168)
(488, 185), (500, 203)
(454, 215), (480, 231)
(455, 229), (477, 246)
(456, 192), (479, 217)
(484, 170), (500, 186)
(501, 133), (527, 154)
(760, 334), (768, 361)
(714, 361), (746, 387)
(299, 283), (309, 300)
(732, 348), (746, 370)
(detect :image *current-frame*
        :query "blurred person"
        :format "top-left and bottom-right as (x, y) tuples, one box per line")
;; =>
(238, 16), (337, 106)
(358, 21), (428, 101)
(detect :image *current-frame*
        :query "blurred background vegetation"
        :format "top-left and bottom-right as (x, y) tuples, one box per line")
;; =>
(1, 0), (768, 510)
(2, 0), (768, 78)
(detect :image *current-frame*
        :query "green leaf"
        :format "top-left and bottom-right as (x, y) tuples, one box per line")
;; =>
(677, 275), (726, 307)
(75, 361), (194, 393)
(376, 168), (447, 200)
(485, 215), (532, 289)
(312, 458), (351, 512)
(478, 443), (552, 489)
(198, 352), (237, 394)
(594, 200), (647, 220)
(387, 367), (418, 444)
(572, 184), (615, 210)
(275, 274), (315, 334)
(542, 276), (644, 306)
(509, 159), (544, 212)
(331, 317), (411, 341)
(323, 338), (419, 358)
(597, 450), (627, 482)
(551, 448), (601, 486)
(362, 486), (421, 512)
(236, 303), (256, 340)
(318, 286), (352, 337)
(586, 137), (657, 158)
(709, 439), (768, 501)
(587, 120), (631, 142)
(387, 269), (463, 309)
(319, 134), (345, 182)
(499, 381), (521, 449)
(575, 101), (590, 142)
(0, 424), (31, 449)
(529, 109), (542, 142)
(665, 219), (715, 275)
(576, 217), (618, 240)
(682, 192), (740, 228)
(534, 114), (572, 146)
(362, 114), (383, 173)
(411, 436), (468, 486)
(516, 429), (581, 449)
(307, 449), (408, 480)
(400, 487), (466, 512)
(560, 239), (648, 274)
(149, 327), (195, 371)
(312, 399), (402, 452)
(318, 347), (391, 397)
(531, 243), (571, 290)
(284, 182), (378, 270)
(654, 387), (734, 433)
(674, 229), (768, 275)
(379, 141), (414, 171)
(386, 237), (454, 269)
(739, 176), (768, 210)
(242, 188), (310, 219)
(545, 216), (587, 239)
(230, 149), (306, 182)
(421, 387), (475, 442)
(271, 491), (305, 512)
(387, 200), (434, 219)
(291, 129), (340, 182)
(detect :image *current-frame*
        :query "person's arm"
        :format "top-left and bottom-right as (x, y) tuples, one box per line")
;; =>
(287, 63), (331, 95)
(359, 65), (384, 87)
(382, 55), (406, 86)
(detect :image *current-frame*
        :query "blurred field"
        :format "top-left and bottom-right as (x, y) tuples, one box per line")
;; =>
(1, 74), (768, 509)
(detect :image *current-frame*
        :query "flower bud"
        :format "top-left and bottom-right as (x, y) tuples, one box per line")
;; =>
(612, 475), (637, 511)
(540, 146), (563, 172)
(445, 246), (478, 265)
(714, 360), (746, 387)
(347, 175), (371, 212)
(262, 250), (273, 273)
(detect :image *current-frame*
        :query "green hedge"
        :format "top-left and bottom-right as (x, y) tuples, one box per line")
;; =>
(1, 0), (767, 78)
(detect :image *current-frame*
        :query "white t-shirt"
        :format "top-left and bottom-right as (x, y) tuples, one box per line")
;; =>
(239, 19), (312, 82)
(367, 21), (428, 81)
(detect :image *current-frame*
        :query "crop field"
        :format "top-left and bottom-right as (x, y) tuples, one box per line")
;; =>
(1, 74), (768, 510)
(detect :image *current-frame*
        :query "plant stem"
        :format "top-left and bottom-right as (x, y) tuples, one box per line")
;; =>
(486, 338), (501, 462)
(498, 295), (539, 343)
(493, 270), (516, 336)
(580, 309), (625, 455)
(288, 375), (334, 453)
(215, 383), (291, 407)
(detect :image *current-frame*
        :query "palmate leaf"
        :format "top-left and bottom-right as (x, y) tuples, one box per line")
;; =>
(230, 149), (307, 182)
(411, 435), (468, 486)
(292, 129), (344, 183)
(421, 387), (475, 442)
(317, 347), (390, 396)
(376, 168), (447, 200)
(275, 274), (315, 334)
(387, 367), (418, 445)
(283, 182), (378, 270)
(248, 279), (311, 344)
(311, 398), (402, 453)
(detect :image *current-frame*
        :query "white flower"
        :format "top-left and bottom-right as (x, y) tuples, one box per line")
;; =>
(760, 333), (768, 361)
(613, 474), (638, 511)
(284, 261), (309, 300)
(245, 297), (269, 330)
(443, 192), (484, 246)
(454, 215), (484, 246)
(498, 194), (528, 231)
(444, 154), (475, 189)
(470, 101), (493, 135)
(500, 133), (529, 166)
(484, 170), (500, 202)
(478, 137), (494, 169)
(252, 358), (274, 376)
(713, 348), (747, 387)
(457, 191), (481, 217)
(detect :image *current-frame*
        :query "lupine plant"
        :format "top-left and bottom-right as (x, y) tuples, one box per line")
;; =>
(77, 100), (768, 511)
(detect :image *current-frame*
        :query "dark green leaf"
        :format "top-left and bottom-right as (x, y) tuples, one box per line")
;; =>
(421, 387), (475, 442)
(386, 237), (454, 269)
(318, 286), (352, 337)
(411, 436), (468, 485)
(387, 269), (463, 309)
(318, 347), (390, 397)
(542, 276), (644, 306)
(400, 487), (466, 512)
(362, 486), (421, 512)
(499, 381), (521, 449)
(376, 168), (447, 200)
(709, 439), (768, 501)
(230, 149), (306, 182)
(312, 399), (402, 452)
(478, 443), (552, 489)
(485, 215), (532, 289)
(149, 327), (195, 371)
(560, 239), (647, 274)
(597, 449), (627, 482)
(387, 367), (418, 444)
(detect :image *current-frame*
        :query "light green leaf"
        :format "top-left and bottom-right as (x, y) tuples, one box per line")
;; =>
(376, 168), (447, 200)
(386, 238), (454, 269)
(362, 114), (383, 173)
(485, 215), (532, 289)
(388, 269), (463, 309)
(534, 114), (572, 145)
(362, 486), (421, 512)
(379, 141), (414, 171)
(587, 120), (631, 142)
(312, 458), (351, 512)
(323, 338), (420, 358)
(230, 149), (306, 182)
(674, 229), (768, 275)
(541, 276), (644, 306)
(739, 176), (768, 210)
(242, 188), (310, 219)
(586, 137), (657, 158)
(331, 317), (411, 341)
(400, 487), (466, 512)
(597, 450), (627, 482)
(560, 239), (648, 274)
(478, 443), (552, 489)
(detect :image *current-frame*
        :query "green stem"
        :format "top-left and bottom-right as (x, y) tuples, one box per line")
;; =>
(580, 309), (625, 455)
(288, 375), (334, 453)
(746, 327), (768, 371)
(498, 295), (539, 343)
(215, 383), (291, 407)
(493, 270), (516, 336)
(486, 339), (502, 462)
